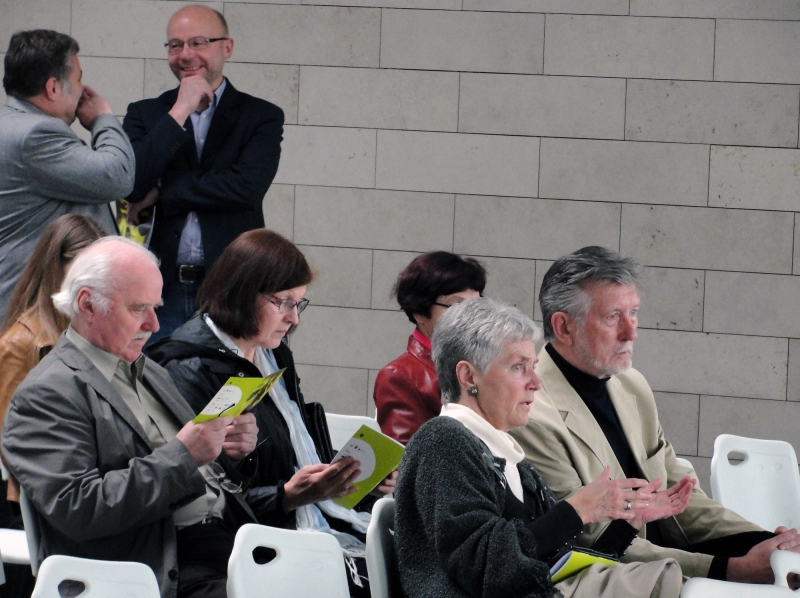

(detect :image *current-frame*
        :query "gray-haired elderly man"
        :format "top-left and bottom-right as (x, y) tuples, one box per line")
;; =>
(2, 237), (258, 598)
(511, 246), (800, 585)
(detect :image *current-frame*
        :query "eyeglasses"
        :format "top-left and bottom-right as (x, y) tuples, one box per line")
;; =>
(165, 37), (228, 54)
(264, 294), (310, 315)
(207, 461), (242, 494)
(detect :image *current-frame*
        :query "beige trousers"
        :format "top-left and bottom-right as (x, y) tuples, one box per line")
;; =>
(556, 559), (683, 598)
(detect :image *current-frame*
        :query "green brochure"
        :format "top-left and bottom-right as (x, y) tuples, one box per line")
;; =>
(331, 425), (405, 510)
(549, 547), (618, 583)
(192, 369), (286, 423)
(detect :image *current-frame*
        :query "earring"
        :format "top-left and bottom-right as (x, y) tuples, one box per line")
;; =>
(467, 386), (478, 397)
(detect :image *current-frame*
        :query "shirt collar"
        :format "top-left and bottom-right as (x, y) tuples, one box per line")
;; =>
(66, 326), (147, 382)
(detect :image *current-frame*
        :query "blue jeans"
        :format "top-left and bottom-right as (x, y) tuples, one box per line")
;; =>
(148, 276), (200, 345)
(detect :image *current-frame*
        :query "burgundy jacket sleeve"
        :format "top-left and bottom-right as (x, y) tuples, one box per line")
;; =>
(374, 336), (441, 445)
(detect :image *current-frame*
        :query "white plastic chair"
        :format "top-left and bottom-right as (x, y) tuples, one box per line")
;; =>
(31, 555), (159, 598)
(676, 457), (694, 469)
(227, 523), (349, 598)
(0, 461), (31, 571)
(20, 487), (40, 575)
(366, 497), (399, 598)
(710, 434), (800, 530)
(326, 413), (382, 452)
(680, 550), (800, 597)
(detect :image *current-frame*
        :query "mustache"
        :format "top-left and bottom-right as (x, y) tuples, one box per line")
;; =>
(133, 332), (152, 341)
(614, 343), (634, 355)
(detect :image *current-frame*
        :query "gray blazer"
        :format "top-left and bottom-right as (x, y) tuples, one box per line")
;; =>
(2, 335), (209, 598)
(0, 96), (134, 321)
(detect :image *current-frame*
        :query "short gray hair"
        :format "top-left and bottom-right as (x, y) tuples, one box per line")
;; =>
(432, 297), (542, 404)
(52, 237), (159, 319)
(539, 246), (642, 341)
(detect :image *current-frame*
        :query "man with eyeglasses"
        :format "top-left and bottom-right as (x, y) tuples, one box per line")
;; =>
(122, 4), (283, 343)
(2, 237), (260, 598)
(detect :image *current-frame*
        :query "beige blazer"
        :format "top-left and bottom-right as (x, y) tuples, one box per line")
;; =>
(510, 347), (763, 578)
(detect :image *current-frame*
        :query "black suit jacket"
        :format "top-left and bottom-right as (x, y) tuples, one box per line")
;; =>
(122, 79), (283, 295)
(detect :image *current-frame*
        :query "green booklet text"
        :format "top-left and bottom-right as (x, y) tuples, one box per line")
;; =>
(192, 369), (286, 423)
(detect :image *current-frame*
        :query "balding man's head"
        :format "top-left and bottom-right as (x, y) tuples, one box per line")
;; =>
(166, 4), (232, 89)
(54, 238), (163, 362)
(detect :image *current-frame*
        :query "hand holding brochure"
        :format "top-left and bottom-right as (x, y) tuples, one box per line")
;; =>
(548, 547), (618, 583)
(192, 369), (286, 423)
(330, 425), (405, 510)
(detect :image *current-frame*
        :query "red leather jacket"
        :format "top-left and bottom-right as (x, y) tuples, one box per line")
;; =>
(374, 334), (441, 445)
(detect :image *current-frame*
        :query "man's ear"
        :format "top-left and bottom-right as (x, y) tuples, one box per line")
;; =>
(550, 312), (576, 347)
(75, 288), (94, 319)
(223, 37), (234, 59)
(42, 77), (61, 103)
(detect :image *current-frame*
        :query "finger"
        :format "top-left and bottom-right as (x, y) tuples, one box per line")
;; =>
(617, 478), (651, 490)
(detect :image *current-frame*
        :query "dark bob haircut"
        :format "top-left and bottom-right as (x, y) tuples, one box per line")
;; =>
(4, 30), (79, 98)
(197, 229), (314, 340)
(394, 251), (487, 324)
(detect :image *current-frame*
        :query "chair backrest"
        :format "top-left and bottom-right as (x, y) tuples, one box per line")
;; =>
(31, 555), (160, 598)
(710, 434), (800, 530)
(681, 577), (794, 598)
(326, 413), (382, 452)
(770, 550), (800, 588)
(366, 497), (399, 598)
(676, 457), (694, 470)
(227, 524), (349, 598)
(19, 487), (41, 576)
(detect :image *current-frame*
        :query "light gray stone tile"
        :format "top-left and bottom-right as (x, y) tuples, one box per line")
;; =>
(275, 126), (376, 188)
(73, 0), (221, 59)
(455, 196), (620, 260)
(540, 139), (709, 206)
(142, 60), (299, 124)
(704, 272), (800, 338)
(309, 0), (460, 7)
(533, 260), (553, 322)
(469, 257), (537, 319)
(459, 74), (625, 140)
(641, 268), (704, 332)
(226, 4), (380, 67)
(699, 395), (800, 457)
(299, 67), (458, 131)
(376, 131), (540, 198)
(262, 184), (295, 240)
(716, 20), (800, 84)
(795, 214), (800, 276)
(371, 251), (422, 311)
(380, 9), (544, 74)
(544, 15), (714, 80)
(465, 0), (628, 14)
(653, 392), (700, 456)
(710, 146), (800, 212)
(291, 305), (412, 370)
(620, 205), (794, 274)
(293, 364), (369, 417)
(687, 456), (711, 493)
(626, 80), (800, 147)
(634, 329), (788, 401)
(368, 370), (380, 417)
(0, 0), (70, 45)
(631, 0), (800, 19)
(788, 339), (800, 402)
(294, 186), (454, 252)
(299, 245), (373, 309)
(78, 57), (144, 117)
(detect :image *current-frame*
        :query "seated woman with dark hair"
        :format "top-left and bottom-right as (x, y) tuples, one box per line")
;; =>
(394, 297), (696, 598)
(148, 229), (392, 597)
(374, 251), (486, 444)
(0, 214), (104, 503)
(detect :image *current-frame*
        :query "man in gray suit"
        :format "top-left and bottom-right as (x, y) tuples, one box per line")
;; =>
(2, 238), (258, 598)
(0, 29), (135, 322)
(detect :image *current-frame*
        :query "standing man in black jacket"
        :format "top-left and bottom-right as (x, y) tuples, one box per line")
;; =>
(123, 4), (283, 342)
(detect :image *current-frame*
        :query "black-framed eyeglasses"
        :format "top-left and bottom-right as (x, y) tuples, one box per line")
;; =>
(207, 461), (242, 494)
(165, 37), (229, 54)
(264, 294), (310, 315)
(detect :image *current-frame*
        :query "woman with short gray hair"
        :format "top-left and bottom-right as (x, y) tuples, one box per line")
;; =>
(394, 297), (692, 598)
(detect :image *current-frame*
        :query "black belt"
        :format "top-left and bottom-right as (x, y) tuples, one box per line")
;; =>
(177, 264), (205, 283)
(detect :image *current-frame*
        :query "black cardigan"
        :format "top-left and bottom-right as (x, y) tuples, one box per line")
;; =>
(147, 315), (339, 530)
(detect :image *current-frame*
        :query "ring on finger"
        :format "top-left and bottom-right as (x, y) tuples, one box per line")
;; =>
(625, 500), (632, 511)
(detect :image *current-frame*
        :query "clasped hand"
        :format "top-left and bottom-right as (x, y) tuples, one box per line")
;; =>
(176, 412), (258, 466)
(566, 465), (695, 527)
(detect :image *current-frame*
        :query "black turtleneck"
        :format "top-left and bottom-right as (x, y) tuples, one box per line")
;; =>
(546, 343), (664, 546)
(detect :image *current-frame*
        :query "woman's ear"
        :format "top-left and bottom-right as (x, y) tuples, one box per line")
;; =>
(455, 360), (477, 391)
